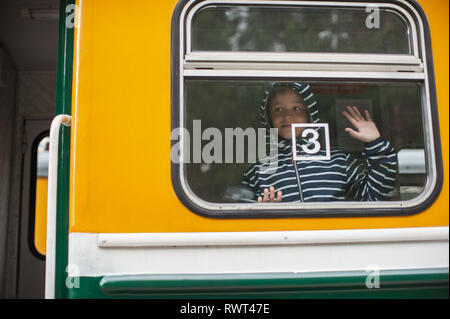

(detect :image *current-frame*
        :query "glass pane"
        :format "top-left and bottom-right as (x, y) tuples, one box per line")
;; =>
(183, 80), (425, 203)
(191, 5), (411, 54)
(34, 136), (49, 255)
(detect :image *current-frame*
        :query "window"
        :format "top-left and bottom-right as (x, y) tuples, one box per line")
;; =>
(191, 5), (412, 54)
(31, 134), (49, 257)
(171, 0), (442, 218)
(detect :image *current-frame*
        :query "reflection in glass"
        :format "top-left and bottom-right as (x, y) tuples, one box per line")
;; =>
(192, 6), (411, 54)
(34, 136), (49, 255)
(184, 81), (425, 203)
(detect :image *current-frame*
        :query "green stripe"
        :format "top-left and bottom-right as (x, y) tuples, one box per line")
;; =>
(67, 268), (449, 299)
(54, 0), (75, 299)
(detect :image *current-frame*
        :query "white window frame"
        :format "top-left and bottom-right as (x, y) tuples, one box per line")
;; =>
(173, 0), (440, 216)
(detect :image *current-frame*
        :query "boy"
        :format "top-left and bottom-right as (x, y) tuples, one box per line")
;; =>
(242, 82), (397, 203)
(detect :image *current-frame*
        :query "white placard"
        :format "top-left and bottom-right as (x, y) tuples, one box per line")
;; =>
(291, 123), (331, 161)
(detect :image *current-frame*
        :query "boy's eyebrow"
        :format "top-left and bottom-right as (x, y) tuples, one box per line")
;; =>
(293, 101), (307, 107)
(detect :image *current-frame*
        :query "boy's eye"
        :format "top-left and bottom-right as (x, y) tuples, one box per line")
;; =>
(294, 106), (305, 112)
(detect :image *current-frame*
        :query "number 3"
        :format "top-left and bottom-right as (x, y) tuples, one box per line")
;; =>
(301, 128), (321, 154)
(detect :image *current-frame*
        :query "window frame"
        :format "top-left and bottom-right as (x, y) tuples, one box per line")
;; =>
(185, 1), (421, 60)
(29, 130), (50, 260)
(171, 0), (443, 218)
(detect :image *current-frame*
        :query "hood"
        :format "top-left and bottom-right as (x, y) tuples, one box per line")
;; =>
(259, 82), (321, 152)
(260, 82), (320, 129)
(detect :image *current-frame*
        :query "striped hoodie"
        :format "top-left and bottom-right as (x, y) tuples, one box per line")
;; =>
(241, 82), (397, 202)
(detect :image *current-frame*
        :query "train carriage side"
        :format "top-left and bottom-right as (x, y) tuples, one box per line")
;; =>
(43, 0), (448, 299)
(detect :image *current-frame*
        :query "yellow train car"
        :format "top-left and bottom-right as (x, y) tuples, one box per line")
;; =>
(3, 0), (448, 299)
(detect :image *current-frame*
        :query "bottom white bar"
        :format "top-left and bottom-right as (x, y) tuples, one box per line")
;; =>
(69, 227), (449, 277)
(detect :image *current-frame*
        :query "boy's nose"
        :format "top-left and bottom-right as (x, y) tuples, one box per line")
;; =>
(284, 112), (294, 120)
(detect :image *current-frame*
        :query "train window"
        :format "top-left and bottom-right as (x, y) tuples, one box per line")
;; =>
(190, 5), (412, 54)
(171, 0), (442, 217)
(184, 80), (425, 203)
(32, 135), (49, 256)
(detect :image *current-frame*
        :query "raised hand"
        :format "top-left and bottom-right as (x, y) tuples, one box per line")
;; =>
(342, 106), (381, 143)
(258, 186), (282, 203)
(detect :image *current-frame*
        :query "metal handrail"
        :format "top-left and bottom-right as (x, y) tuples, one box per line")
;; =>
(45, 114), (71, 299)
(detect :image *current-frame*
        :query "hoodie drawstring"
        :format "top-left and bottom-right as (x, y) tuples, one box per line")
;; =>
(292, 155), (304, 202)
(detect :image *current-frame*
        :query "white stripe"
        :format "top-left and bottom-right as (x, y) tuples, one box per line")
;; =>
(307, 101), (317, 108)
(304, 92), (314, 101)
(301, 179), (346, 185)
(346, 158), (358, 171)
(372, 169), (396, 181)
(271, 177), (299, 186)
(243, 165), (256, 177)
(258, 162), (293, 172)
(268, 184), (300, 193)
(303, 187), (345, 193)
(242, 180), (257, 189)
(361, 185), (367, 198)
(376, 143), (390, 153)
(380, 164), (397, 173)
(299, 84), (310, 94)
(301, 171), (346, 179)
(303, 156), (346, 165)
(254, 152), (290, 164)
(369, 153), (397, 160)
(281, 191), (300, 198)
(304, 163), (347, 171)
(303, 194), (346, 200)
(260, 176), (298, 187)
(368, 174), (388, 188)
(367, 182), (395, 197)
(365, 141), (384, 151)
(314, 155), (347, 164)
(364, 143), (390, 156)
(259, 169), (296, 181)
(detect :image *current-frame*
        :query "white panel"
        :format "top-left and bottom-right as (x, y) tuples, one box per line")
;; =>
(185, 52), (422, 65)
(183, 69), (425, 80)
(184, 62), (424, 73)
(69, 227), (449, 277)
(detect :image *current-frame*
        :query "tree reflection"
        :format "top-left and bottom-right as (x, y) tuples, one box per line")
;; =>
(192, 5), (410, 54)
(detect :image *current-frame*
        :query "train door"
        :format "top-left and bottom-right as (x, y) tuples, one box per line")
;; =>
(16, 118), (52, 299)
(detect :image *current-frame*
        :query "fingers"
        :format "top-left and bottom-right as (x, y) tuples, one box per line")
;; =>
(259, 187), (282, 203)
(263, 188), (269, 202)
(351, 106), (364, 120)
(269, 186), (275, 202)
(344, 106), (361, 121)
(364, 110), (373, 121)
(343, 106), (366, 122)
(276, 191), (283, 202)
(345, 127), (363, 140)
(342, 110), (359, 127)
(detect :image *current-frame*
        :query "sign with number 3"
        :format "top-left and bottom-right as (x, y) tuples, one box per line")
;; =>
(291, 123), (331, 161)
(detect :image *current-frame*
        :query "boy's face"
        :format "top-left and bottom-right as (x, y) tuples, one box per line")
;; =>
(269, 90), (309, 140)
